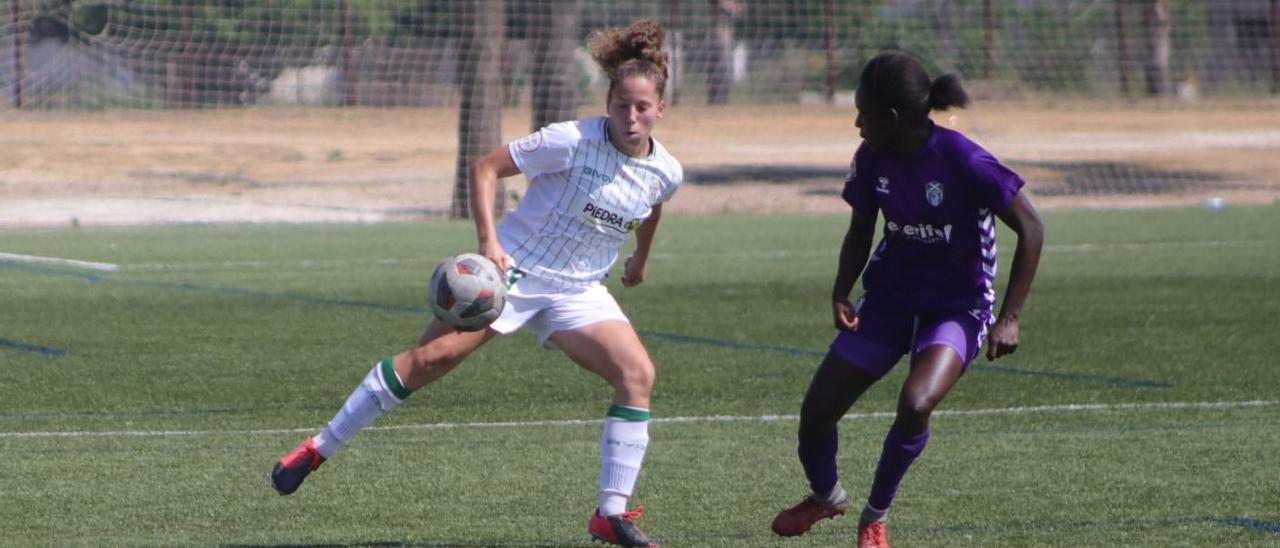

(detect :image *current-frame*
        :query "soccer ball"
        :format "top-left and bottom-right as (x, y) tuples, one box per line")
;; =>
(428, 253), (507, 331)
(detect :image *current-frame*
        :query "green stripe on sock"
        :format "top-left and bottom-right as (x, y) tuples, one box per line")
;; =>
(606, 405), (650, 422)
(379, 357), (410, 400)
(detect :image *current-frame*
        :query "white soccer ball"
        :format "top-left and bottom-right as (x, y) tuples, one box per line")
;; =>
(428, 253), (507, 331)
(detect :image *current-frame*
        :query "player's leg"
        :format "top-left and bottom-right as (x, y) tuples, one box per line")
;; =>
(271, 319), (496, 495)
(548, 319), (657, 548)
(773, 349), (893, 537)
(798, 352), (879, 502)
(857, 311), (985, 547)
(775, 298), (910, 537)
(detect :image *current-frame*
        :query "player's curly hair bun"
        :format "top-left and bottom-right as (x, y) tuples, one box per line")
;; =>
(588, 19), (669, 97)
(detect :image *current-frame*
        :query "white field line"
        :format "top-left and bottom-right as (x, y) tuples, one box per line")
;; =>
(0, 252), (119, 272)
(1, 399), (1273, 440)
(1047, 240), (1267, 253)
(126, 257), (431, 271)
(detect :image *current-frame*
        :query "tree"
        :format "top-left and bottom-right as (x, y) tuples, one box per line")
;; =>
(453, 0), (505, 219)
(706, 0), (737, 105)
(1142, 0), (1172, 96)
(529, 0), (580, 131)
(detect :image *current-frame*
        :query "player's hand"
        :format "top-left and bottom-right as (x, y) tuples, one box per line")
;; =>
(478, 240), (510, 273)
(833, 300), (859, 332)
(621, 255), (646, 288)
(986, 316), (1020, 360)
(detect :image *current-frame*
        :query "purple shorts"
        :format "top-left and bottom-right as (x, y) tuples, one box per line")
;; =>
(829, 295), (993, 380)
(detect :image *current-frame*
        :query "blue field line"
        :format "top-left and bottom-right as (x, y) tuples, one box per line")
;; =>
(1217, 518), (1280, 533)
(0, 338), (67, 357)
(8, 261), (1167, 388)
(640, 330), (825, 358)
(973, 363), (1173, 389)
(641, 330), (1169, 388)
(2, 260), (424, 316)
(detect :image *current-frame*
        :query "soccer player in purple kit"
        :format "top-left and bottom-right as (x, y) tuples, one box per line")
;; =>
(771, 51), (1044, 548)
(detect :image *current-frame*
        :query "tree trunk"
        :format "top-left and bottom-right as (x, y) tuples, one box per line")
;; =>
(1143, 0), (1172, 97)
(1272, 0), (1280, 94)
(340, 0), (357, 107)
(453, 0), (505, 219)
(530, 0), (580, 131)
(706, 0), (736, 105)
(663, 0), (683, 105)
(983, 0), (995, 79)
(10, 0), (24, 108)
(823, 0), (836, 104)
(1116, 0), (1132, 97)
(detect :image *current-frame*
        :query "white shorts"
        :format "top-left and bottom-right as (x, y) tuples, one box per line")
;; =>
(488, 275), (630, 348)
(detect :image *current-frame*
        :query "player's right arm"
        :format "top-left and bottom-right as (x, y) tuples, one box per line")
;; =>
(832, 209), (876, 331)
(469, 147), (522, 273)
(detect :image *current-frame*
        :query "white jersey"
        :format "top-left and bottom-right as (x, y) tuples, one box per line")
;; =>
(499, 116), (682, 290)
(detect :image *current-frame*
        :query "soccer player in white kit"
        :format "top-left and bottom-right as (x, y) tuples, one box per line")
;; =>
(270, 20), (679, 548)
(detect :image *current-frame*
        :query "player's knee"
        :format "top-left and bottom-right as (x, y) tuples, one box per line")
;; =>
(895, 394), (938, 432)
(613, 360), (655, 397)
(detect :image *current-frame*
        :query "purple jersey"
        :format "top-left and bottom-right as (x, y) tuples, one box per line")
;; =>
(842, 122), (1024, 313)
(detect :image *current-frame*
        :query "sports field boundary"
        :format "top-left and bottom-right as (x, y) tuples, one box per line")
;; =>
(2, 399), (1272, 439)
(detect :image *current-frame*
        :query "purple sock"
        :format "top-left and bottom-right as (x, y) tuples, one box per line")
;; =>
(866, 427), (930, 511)
(798, 428), (840, 498)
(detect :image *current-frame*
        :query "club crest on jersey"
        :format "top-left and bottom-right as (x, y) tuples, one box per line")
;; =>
(926, 181), (944, 206)
(515, 130), (544, 153)
(583, 202), (639, 233)
(876, 177), (890, 194)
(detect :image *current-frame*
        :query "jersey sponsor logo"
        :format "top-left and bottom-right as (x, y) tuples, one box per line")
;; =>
(515, 130), (544, 153)
(926, 180), (944, 206)
(884, 220), (952, 243)
(583, 202), (640, 233)
(876, 176), (891, 194)
(582, 165), (612, 182)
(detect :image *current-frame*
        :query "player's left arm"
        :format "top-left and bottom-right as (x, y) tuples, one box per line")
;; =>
(622, 203), (663, 288)
(987, 192), (1045, 360)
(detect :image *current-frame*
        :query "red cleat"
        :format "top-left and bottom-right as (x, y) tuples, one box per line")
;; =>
(771, 496), (847, 537)
(858, 520), (890, 548)
(588, 506), (658, 547)
(271, 437), (325, 495)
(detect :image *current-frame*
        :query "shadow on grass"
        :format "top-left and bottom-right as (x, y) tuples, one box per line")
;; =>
(685, 164), (847, 186)
(1010, 160), (1236, 196)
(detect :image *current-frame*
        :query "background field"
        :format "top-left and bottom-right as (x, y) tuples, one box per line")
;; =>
(2, 205), (1278, 546)
(3, 101), (1280, 228)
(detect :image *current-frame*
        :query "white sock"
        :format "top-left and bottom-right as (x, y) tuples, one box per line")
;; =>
(860, 503), (890, 525)
(598, 406), (651, 516)
(312, 358), (408, 459)
(819, 484), (849, 508)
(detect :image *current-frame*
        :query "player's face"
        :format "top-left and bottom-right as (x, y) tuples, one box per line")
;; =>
(606, 75), (665, 156)
(854, 87), (896, 151)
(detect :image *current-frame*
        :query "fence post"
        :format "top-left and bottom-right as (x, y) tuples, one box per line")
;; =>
(10, 0), (23, 109)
